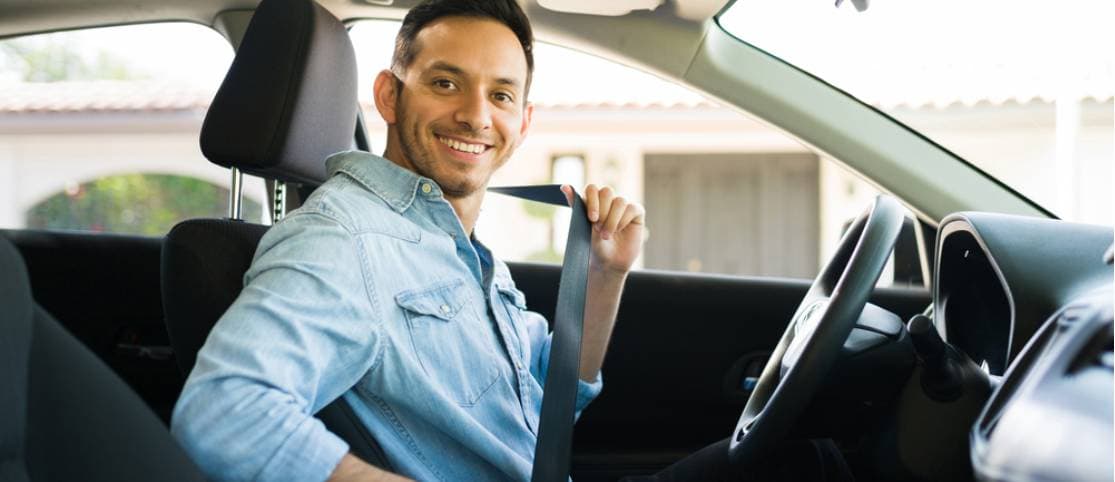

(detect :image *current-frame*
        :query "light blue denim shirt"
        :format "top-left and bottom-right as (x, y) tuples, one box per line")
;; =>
(172, 151), (602, 482)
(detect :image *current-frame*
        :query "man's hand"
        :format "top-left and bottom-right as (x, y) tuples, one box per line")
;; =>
(560, 184), (646, 275)
(560, 184), (645, 381)
(329, 453), (413, 482)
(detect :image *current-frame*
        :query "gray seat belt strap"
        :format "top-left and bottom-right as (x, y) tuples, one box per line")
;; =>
(488, 184), (591, 482)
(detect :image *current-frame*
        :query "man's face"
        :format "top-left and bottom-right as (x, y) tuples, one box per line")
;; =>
(382, 16), (532, 199)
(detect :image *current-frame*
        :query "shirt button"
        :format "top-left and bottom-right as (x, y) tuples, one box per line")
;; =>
(421, 183), (432, 194)
(440, 304), (451, 313)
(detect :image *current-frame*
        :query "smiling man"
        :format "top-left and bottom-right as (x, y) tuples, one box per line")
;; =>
(171, 1), (644, 481)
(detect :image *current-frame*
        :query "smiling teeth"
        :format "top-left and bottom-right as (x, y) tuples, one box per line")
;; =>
(438, 136), (485, 154)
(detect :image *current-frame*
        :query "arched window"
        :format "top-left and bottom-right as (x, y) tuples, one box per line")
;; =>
(26, 174), (262, 236)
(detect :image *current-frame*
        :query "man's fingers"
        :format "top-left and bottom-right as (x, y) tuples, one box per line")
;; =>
(578, 184), (642, 238)
(584, 184), (599, 222)
(560, 184), (574, 206)
(601, 197), (627, 239)
(618, 203), (645, 233)
(595, 186), (615, 228)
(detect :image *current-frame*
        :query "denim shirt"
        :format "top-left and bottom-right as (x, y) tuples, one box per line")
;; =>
(171, 151), (603, 482)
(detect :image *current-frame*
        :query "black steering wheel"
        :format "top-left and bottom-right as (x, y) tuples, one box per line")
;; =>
(729, 195), (906, 466)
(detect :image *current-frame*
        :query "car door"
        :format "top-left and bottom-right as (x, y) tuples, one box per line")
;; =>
(512, 262), (929, 480)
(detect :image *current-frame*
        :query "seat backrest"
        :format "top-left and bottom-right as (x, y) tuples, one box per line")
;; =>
(161, 0), (392, 470)
(163, 220), (270, 376)
(1, 237), (205, 482)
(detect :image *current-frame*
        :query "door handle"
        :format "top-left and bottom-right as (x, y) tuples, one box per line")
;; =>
(723, 351), (772, 403)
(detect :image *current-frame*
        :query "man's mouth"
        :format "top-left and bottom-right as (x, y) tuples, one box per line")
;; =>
(436, 135), (489, 155)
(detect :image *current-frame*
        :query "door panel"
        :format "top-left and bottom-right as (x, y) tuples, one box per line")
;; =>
(508, 262), (930, 480)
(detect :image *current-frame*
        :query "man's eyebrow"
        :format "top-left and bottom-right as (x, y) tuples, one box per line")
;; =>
(427, 61), (522, 90)
(428, 61), (466, 76)
(495, 77), (522, 90)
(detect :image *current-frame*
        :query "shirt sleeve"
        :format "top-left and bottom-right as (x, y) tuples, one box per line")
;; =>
(523, 310), (603, 418)
(171, 212), (381, 482)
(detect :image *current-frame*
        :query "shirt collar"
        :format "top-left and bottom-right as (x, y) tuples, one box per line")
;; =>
(325, 150), (444, 213)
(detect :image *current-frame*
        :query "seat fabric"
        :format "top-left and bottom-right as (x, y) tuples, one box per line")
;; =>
(0, 237), (205, 482)
(163, 220), (270, 376)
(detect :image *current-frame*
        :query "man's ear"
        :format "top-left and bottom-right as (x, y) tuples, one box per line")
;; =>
(373, 69), (399, 125)
(517, 101), (534, 146)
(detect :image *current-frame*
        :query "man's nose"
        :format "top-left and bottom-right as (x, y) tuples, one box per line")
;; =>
(453, 90), (492, 132)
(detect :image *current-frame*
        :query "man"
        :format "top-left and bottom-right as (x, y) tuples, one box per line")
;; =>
(172, 1), (644, 481)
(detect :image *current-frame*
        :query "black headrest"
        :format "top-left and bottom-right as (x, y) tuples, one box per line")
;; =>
(200, 0), (358, 186)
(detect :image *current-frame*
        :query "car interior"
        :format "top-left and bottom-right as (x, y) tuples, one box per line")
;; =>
(1, 0), (1112, 481)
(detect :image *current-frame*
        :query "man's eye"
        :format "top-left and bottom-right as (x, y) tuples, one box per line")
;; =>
(433, 79), (456, 90)
(493, 92), (514, 104)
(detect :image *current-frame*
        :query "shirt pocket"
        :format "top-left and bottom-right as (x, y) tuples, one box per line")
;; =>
(396, 279), (501, 407)
(495, 283), (532, 360)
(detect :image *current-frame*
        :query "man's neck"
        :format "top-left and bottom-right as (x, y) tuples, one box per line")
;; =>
(445, 192), (483, 236)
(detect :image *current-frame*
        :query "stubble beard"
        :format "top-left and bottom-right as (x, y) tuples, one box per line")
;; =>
(395, 106), (510, 200)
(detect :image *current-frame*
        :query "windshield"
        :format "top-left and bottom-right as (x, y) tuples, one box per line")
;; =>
(719, 0), (1113, 226)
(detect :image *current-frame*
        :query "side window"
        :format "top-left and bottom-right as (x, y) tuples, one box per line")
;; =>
(348, 20), (921, 287)
(0, 23), (268, 236)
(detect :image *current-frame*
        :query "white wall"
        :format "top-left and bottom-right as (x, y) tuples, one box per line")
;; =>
(1, 98), (1108, 278)
(0, 117), (268, 229)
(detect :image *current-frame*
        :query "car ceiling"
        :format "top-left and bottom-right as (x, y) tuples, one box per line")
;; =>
(0, 0), (724, 108)
(0, 0), (724, 45)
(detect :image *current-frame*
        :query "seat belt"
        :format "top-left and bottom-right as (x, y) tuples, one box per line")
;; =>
(488, 185), (592, 482)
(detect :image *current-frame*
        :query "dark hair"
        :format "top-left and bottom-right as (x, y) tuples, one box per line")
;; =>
(392, 0), (534, 96)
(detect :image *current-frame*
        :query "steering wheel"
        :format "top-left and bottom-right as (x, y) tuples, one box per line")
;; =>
(728, 195), (906, 466)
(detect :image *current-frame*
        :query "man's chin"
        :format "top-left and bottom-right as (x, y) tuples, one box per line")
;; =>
(440, 182), (483, 199)
(423, 168), (486, 198)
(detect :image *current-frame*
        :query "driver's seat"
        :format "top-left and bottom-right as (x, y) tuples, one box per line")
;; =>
(160, 0), (391, 471)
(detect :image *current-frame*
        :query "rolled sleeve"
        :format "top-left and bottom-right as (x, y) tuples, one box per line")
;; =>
(525, 310), (605, 417)
(256, 416), (349, 482)
(575, 373), (603, 416)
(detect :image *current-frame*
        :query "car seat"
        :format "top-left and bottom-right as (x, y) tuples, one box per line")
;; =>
(0, 236), (206, 482)
(160, 0), (391, 470)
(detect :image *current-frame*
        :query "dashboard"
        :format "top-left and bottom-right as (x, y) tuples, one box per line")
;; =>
(932, 212), (1113, 481)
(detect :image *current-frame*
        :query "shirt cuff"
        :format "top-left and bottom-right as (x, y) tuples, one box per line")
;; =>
(575, 371), (603, 415)
(256, 415), (350, 482)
